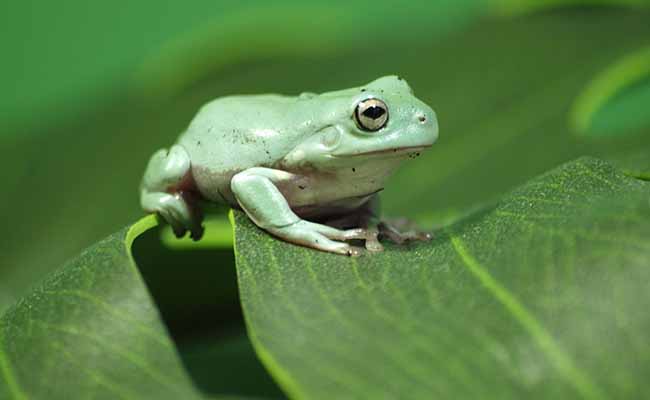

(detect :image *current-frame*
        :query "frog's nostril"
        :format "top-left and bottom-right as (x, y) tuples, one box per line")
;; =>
(417, 114), (426, 123)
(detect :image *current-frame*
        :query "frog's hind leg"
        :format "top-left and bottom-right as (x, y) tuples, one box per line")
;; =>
(330, 195), (431, 251)
(140, 144), (204, 240)
(378, 217), (432, 244)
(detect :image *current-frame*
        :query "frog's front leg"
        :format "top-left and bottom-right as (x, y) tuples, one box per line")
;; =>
(140, 144), (204, 240)
(231, 167), (368, 256)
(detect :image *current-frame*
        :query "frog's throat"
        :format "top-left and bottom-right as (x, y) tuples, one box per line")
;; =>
(332, 144), (431, 157)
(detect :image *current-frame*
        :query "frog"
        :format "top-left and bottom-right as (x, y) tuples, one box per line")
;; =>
(140, 75), (438, 256)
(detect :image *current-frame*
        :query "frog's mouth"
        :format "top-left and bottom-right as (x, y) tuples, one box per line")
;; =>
(334, 144), (431, 157)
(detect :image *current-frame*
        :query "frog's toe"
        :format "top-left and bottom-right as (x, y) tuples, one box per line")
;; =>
(347, 246), (364, 257)
(339, 228), (368, 241)
(189, 224), (205, 241)
(364, 227), (384, 252)
(309, 224), (382, 253)
(417, 232), (433, 241)
(310, 224), (369, 241)
(379, 221), (432, 244)
(146, 192), (202, 239)
(157, 207), (187, 237)
(170, 224), (188, 239)
(269, 221), (362, 256)
(300, 222), (361, 241)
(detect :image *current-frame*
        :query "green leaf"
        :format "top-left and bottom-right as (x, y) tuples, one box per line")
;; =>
(607, 148), (650, 182)
(232, 157), (650, 399)
(0, 216), (204, 399)
(571, 46), (650, 136)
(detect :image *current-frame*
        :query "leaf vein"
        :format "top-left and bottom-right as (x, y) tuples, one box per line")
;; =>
(42, 290), (171, 349)
(50, 341), (136, 400)
(303, 254), (435, 395)
(31, 320), (186, 395)
(451, 235), (606, 400)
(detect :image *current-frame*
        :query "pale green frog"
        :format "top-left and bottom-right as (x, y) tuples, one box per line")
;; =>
(140, 76), (438, 256)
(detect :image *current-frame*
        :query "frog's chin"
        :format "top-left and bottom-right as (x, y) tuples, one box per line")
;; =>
(332, 144), (432, 157)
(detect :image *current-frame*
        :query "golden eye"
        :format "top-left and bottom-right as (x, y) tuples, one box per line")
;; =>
(354, 98), (389, 132)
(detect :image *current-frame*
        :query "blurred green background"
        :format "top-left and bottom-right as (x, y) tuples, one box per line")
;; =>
(2, 0), (650, 398)
(1, 0), (487, 310)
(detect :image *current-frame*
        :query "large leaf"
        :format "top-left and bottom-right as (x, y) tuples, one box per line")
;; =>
(0, 213), (284, 399)
(0, 216), (205, 399)
(232, 157), (650, 399)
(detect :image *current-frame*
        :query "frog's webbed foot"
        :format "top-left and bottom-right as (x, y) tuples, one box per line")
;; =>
(321, 212), (384, 253)
(142, 191), (204, 240)
(327, 197), (431, 251)
(378, 217), (433, 244)
(231, 167), (366, 256)
(140, 144), (204, 240)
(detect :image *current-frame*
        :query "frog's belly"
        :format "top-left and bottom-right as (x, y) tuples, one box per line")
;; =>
(192, 165), (383, 218)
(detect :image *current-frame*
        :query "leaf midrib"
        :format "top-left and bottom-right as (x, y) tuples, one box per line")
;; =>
(450, 235), (605, 400)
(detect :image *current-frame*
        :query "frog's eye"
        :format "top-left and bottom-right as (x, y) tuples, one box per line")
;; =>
(354, 98), (389, 132)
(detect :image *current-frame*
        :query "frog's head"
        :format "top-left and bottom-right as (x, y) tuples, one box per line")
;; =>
(284, 76), (438, 170)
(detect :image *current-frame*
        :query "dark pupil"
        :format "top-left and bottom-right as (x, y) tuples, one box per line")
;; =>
(362, 105), (385, 119)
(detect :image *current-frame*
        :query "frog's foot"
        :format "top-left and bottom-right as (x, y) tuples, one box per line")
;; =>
(323, 213), (384, 253)
(378, 217), (432, 244)
(140, 144), (204, 240)
(362, 225), (384, 253)
(141, 191), (204, 240)
(268, 220), (367, 256)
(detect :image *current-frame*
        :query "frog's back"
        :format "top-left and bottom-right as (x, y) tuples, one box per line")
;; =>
(177, 94), (304, 203)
